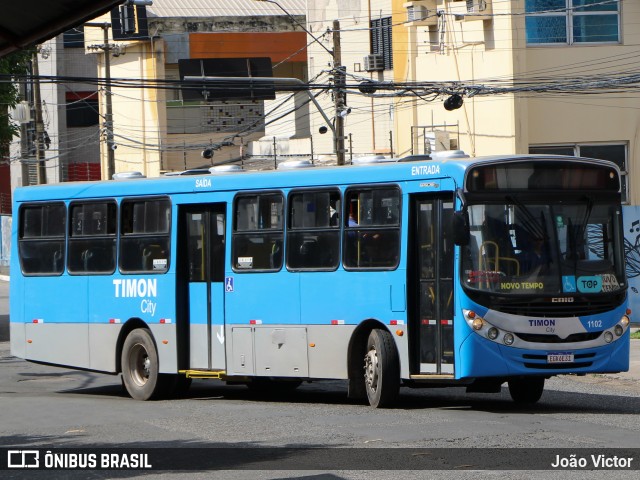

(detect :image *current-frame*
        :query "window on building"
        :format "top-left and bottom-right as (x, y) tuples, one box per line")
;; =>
(63, 26), (85, 48)
(19, 203), (66, 275)
(371, 16), (393, 70)
(525, 0), (620, 45)
(287, 189), (341, 270)
(119, 198), (171, 273)
(529, 144), (628, 202)
(66, 92), (99, 128)
(233, 193), (284, 272)
(344, 186), (401, 269)
(68, 202), (117, 274)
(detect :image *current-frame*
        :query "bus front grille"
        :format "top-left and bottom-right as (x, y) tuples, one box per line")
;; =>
(523, 362), (593, 370)
(468, 291), (626, 318)
(515, 332), (602, 343)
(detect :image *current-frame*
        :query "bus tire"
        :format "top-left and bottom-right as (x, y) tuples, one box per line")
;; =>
(363, 328), (400, 408)
(508, 377), (545, 404)
(121, 328), (163, 401)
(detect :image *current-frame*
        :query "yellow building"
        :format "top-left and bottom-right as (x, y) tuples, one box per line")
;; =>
(393, 0), (634, 203)
(306, 0), (397, 161)
(85, 1), (308, 178)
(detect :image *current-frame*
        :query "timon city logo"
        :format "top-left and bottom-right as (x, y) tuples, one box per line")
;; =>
(113, 278), (158, 316)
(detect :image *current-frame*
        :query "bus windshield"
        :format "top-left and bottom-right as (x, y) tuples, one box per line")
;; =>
(461, 198), (625, 296)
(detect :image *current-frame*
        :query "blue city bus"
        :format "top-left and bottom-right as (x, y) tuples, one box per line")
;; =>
(9, 154), (631, 407)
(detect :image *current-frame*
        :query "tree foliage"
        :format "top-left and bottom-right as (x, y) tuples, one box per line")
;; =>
(0, 49), (34, 154)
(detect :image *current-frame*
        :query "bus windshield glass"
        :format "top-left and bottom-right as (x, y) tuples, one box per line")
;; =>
(461, 199), (625, 295)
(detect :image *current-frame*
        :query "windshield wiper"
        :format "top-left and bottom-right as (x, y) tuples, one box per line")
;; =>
(506, 195), (546, 240)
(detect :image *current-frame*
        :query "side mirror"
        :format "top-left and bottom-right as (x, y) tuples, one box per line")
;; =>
(452, 211), (470, 246)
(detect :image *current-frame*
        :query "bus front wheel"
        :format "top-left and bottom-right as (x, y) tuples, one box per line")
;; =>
(363, 328), (400, 408)
(508, 377), (545, 404)
(121, 328), (163, 401)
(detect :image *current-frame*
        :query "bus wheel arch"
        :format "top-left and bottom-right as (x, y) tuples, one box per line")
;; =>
(347, 320), (400, 407)
(115, 318), (149, 374)
(117, 319), (173, 401)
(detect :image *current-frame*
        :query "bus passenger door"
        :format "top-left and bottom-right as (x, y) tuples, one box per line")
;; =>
(409, 195), (455, 375)
(178, 204), (226, 371)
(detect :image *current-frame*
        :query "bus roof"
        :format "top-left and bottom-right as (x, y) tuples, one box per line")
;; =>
(12, 154), (619, 203)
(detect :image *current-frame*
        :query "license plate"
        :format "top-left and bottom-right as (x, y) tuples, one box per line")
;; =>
(547, 352), (574, 364)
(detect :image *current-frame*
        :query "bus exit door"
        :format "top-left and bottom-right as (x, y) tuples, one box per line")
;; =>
(178, 204), (226, 371)
(409, 195), (455, 375)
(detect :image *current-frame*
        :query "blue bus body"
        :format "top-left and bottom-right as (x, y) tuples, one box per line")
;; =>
(9, 154), (631, 406)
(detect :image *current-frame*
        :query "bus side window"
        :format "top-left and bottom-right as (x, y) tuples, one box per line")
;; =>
(68, 202), (117, 275)
(18, 203), (66, 276)
(286, 189), (340, 270)
(343, 187), (400, 270)
(232, 193), (284, 272)
(120, 198), (171, 273)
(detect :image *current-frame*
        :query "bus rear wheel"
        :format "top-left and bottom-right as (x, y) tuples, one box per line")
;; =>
(121, 328), (165, 401)
(363, 328), (400, 408)
(508, 377), (545, 404)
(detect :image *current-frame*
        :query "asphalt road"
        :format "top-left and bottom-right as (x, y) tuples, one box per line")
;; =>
(2, 278), (640, 478)
(1, 339), (640, 479)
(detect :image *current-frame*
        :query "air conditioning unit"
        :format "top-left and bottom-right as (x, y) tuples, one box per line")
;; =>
(363, 54), (385, 72)
(404, 1), (438, 26)
(460, 0), (492, 21)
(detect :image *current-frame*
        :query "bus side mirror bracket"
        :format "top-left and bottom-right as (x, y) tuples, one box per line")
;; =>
(452, 211), (470, 246)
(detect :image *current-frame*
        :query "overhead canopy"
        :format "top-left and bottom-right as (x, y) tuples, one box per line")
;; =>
(0, 0), (123, 57)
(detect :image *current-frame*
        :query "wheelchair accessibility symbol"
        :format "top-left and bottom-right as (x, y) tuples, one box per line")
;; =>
(562, 275), (576, 293)
(225, 277), (234, 292)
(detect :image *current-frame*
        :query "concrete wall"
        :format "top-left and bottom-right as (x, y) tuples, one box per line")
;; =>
(0, 215), (11, 273)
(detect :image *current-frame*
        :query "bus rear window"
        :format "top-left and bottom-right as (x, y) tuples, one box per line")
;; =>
(19, 203), (66, 275)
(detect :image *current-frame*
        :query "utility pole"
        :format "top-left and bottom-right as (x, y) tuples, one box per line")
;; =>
(32, 51), (47, 184)
(87, 22), (116, 180)
(332, 20), (346, 166)
(256, 1), (346, 166)
(103, 25), (116, 180)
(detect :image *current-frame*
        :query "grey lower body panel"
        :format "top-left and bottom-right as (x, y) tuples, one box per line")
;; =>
(11, 322), (178, 375)
(225, 324), (356, 379)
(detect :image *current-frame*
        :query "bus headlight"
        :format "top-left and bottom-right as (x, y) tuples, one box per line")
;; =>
(487, 327), (499, 340)
(620, 315), (630, 328)
(614, 325), (624, 337)
(503, 333), (514, 346)
(464, 310), (485, 331)
(604, 331), (614, 343)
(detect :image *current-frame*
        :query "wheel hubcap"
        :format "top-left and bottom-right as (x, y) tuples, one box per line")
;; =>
(364, 347), (379, 392)
(129, 343), (150, 387)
